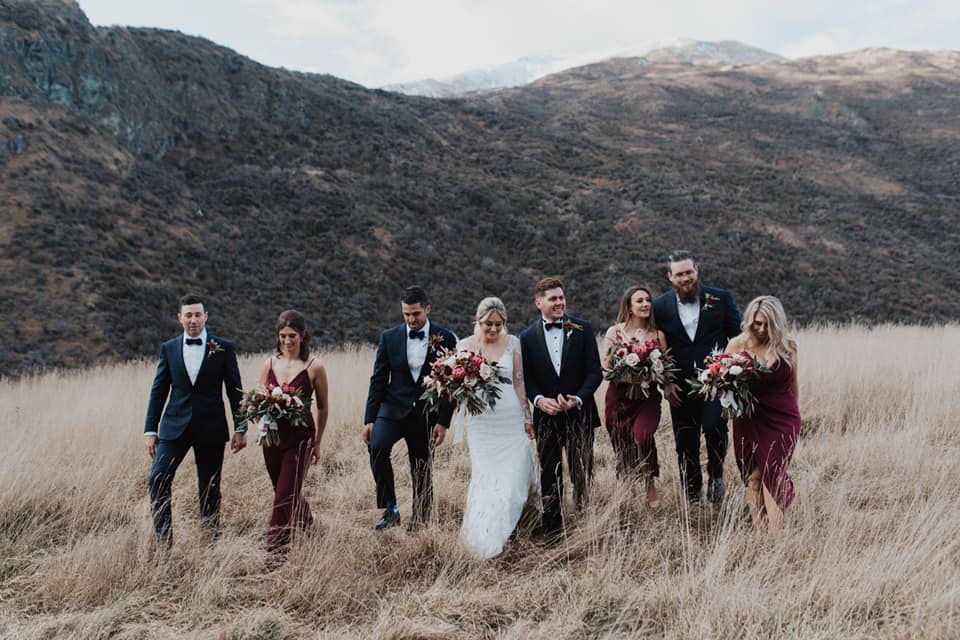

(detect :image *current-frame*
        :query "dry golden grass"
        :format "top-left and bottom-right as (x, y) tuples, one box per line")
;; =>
(1, 326), (958, 639)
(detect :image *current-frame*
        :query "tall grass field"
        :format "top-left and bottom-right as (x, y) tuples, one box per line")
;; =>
(1, 325), (958, 639)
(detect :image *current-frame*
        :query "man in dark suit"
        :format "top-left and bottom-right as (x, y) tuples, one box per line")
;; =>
(144, 294), (246, 545)
(363, 286), (457, 531)
(520, 276), (603, 540)
(653, 251), (742, 504)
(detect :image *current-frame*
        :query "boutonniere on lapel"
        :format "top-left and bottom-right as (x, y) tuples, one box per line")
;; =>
(563, 320), (583, 340)
(428, 333), (445, 350)
(702, 293), (720, 311)
(206, 338), (224, 358)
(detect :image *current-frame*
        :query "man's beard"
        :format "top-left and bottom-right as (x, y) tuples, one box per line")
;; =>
(675, 283), (700, 305)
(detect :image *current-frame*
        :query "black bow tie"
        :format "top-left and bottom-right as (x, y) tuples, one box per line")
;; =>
(544, 321), (563, 331)
(409, 330), (426, 340)
(185, 337), (203, 346)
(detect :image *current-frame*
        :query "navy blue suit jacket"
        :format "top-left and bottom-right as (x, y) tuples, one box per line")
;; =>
(653, 285), (742, 390)
(520, 315), (603, 429)
(363, 323), (458, 428)
(144, 334), (244, 444)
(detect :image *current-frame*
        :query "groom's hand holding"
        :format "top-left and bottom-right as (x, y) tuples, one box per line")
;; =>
(144, 435), (158, 458)
(664, 382), (683, 408)
(230, 432), (247, 453)
(536, 397), (561, 415)
(431, 424), (447, 447)
(557, 394), (581, 413)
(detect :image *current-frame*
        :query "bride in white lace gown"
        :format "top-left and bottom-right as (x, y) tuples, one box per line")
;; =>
(455, 297), (538, 558)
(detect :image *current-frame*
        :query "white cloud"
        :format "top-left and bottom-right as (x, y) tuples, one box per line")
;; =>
(780, 29), (855, 59)
(83, 0), (960, 87)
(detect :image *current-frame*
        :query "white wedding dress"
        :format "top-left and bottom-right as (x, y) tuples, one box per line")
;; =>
(456, 335), (538, 558)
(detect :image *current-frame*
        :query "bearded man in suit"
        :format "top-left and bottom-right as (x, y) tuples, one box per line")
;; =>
(653, 251), (742, 504)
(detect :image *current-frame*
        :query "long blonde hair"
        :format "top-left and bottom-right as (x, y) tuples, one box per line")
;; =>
(741, 296), (796, 367)
(473, 296), (508, 336)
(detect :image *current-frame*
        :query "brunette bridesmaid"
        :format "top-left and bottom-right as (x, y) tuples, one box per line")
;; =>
(257, 310), (328, 560)
(603, 286), (669, 507)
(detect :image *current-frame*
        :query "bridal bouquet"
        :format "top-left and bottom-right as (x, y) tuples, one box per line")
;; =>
(687, 351), (771, 419)
(235, 383), (312, 446)
(606, 337), (679, 400)
(420, 348), (511, 415)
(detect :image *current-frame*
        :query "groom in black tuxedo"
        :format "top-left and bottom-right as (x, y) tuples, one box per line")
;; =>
(653, 250), (742, 504)
(144, 294), (246, 545)
(520, 276), (603, 540)
(363, 286), (457, 531)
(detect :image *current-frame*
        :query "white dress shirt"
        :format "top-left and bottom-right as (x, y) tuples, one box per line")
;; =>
(676, 294), (700, 342)
(542, 318), (563, 376)
(534, 318), (583, 410)
(406, 320), (430, 382)
(145, 329), (207, 438)
(183, 329), (208, 385)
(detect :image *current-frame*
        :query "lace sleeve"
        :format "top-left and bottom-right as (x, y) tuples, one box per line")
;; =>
(511, 336), (534, 423)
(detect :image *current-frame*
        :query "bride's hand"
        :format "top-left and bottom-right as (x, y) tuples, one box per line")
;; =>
(524, 423), (535, 440)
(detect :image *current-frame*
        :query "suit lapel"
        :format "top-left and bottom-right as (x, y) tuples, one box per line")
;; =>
(560, 319), (573, 372)
(394, 326), (416, 385)
(170, 338), (191, 384)
(693, 292), (707, 343)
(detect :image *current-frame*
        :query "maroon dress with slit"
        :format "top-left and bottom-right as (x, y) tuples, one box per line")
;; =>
(264, 361), (316, 553)
(604, 383), (661, 477)
(732, 360), (801, 508)
(604, 335), (663, 478)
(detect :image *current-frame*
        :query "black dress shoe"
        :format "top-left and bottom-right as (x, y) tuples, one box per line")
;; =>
(531, 526), (562, 546)
(373, 509), (401, 530)
(706, 476), (725, 504)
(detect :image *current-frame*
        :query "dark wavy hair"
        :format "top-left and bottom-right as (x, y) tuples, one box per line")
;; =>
(401, 286), (430, 306)
(615, 285), (658, 331)
(275, 310), (311, 361)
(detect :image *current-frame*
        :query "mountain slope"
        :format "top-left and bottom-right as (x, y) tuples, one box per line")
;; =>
(1, 0), (958, 376)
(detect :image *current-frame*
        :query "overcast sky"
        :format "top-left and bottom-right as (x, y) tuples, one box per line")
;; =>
(77, 0), (959, 88)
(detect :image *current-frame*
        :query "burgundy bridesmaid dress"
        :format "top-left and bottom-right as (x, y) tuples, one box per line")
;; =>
(604, 336), (663, 478)
(263, 361), (316, 553)
(732, 360), (801, 508)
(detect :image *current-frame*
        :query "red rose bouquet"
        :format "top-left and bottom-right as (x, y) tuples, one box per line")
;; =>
(687, 351), (771, 419)
(420, 348), (511, 415)
(235, 383), (312, 446)
(605, 336), (679, 400)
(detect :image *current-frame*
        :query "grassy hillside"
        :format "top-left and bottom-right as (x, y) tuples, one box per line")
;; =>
(1, 325), (958, 638)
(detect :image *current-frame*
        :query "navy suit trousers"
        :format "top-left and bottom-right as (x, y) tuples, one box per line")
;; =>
(368, 413), (432, 522)
(149, 430), (225, 544)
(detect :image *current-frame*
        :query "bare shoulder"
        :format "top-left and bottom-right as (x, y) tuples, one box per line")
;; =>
(727, 335), (745, 352)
